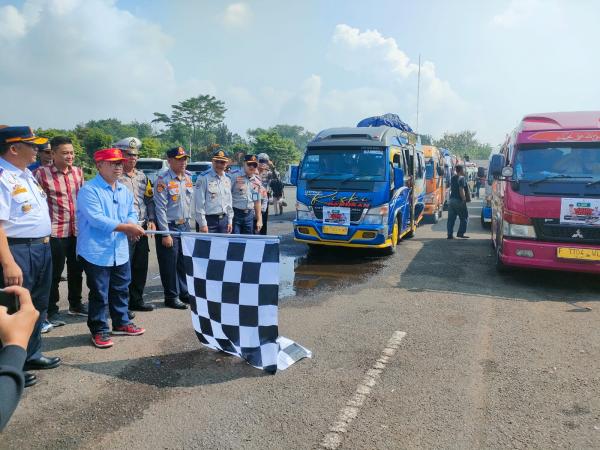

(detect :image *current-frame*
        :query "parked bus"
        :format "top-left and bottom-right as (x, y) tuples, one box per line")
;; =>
(490, 111), (600, 273)
(292, 123), (423, 254)
(422, 145), (446, 223)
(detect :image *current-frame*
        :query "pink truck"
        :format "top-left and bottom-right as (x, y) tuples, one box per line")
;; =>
(489, 111), (600, 273)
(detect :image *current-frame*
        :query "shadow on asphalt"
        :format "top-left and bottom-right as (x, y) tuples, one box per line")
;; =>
(70, 348), (266, 388)
(398, 234), (600, 303)
(43, 333), (92, 352)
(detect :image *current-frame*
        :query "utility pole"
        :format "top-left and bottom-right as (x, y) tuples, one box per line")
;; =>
(416, 53), (421, 135)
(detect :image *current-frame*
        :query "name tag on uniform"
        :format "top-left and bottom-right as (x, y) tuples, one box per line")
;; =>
(252, 192), (259, 202)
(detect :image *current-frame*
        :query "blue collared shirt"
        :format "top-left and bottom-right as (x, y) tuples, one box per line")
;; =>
(76, 174), (138, 267)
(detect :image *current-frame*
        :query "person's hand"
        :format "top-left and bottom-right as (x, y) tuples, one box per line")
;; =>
(256, 220), (263, 233)
(0, 286), (39, 350)
(199, 226), (209, 233)
(126, 224), (145, 241)
(227, 224), (233, 234)
(162, 236), (174, 248)
(2, 259), (23, 287)
(147, 221), (156, 231)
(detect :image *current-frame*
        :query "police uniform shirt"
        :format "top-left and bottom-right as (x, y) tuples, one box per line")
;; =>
(195, 168), (233, 227)
(228, 169), (262, 210)
(153, 168), (194, 230)
(0, 158), (51, 238)
(119, 169), (155, 223)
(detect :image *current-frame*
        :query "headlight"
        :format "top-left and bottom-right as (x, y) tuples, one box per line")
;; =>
(503, 222), (536, 239)
(296, 202), (313, 220)
(363, 205), (388, 225)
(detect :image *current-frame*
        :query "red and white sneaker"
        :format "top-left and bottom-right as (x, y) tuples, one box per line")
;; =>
(92, 333), (113, 348)
(112, 323), (145, 336)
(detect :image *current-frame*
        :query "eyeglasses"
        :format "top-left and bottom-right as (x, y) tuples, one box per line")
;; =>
(105, 161), (123, 167)
(259, 159), (269, 164)
(246, 163), (258, 168)
(214, 160), (227, 164)
(126, 153), (138, 158)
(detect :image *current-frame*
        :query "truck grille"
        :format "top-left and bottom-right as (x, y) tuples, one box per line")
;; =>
(532, 219), (600, 244)
(312, 205), (365, 223)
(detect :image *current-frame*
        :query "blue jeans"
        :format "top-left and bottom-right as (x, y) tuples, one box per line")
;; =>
(447, 198), (468, 237)
(206, 214), (229, 233)
(81, 257), (131, 334)
(233, 208), (255, 235)
(0, 240), (52, 362)
(155, 222), (191, 302)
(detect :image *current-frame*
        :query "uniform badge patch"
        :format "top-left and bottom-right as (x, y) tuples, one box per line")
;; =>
(21, 203), (32, 213)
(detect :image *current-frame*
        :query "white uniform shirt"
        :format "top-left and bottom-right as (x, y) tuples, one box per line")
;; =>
(0, 158), (51, 238)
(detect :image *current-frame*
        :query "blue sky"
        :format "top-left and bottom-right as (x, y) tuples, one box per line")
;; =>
(1, 0), (598, 145)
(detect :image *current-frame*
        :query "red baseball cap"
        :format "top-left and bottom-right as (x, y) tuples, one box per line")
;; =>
(94, 148), (126, 162)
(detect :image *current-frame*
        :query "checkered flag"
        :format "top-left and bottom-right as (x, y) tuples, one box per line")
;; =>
(182, 235), (311, 373)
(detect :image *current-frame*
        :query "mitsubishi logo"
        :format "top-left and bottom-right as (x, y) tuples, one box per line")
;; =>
(572, 229), (584, 239)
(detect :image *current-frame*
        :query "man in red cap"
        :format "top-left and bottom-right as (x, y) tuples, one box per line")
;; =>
(76, 148), (146, 348)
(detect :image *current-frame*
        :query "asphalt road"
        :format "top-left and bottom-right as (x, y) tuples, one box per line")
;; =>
(2, 192), (600, 449)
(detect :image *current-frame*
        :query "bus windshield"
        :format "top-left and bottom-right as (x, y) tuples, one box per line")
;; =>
(515, 144), (600, 181)
(300, 146), (386, 181)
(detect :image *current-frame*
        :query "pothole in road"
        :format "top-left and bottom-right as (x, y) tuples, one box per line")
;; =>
(279, 250), (385, 299)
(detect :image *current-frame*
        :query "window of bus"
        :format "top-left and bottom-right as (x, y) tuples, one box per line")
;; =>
(299, 147), (386, 181)
(514, 144), (600, 180)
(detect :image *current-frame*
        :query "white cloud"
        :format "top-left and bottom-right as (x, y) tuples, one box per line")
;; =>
(222, 2), (251, 27)
(492, 0), (563, 28)
(0, 5), (26, 40)
(0, 0), (186, 128)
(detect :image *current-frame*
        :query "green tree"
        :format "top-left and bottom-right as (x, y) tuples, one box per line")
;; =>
(152, 95), (227, 158)
(76, 127), (113, 159)
(434, 131), (493, 160)
(36, 128), (92, 173)
(140, 137), (167, 158)
(248, 124), (314, 157)
(251, 131), (301, 172)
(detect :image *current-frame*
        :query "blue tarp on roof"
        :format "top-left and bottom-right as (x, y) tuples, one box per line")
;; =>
(357, 113), (414, 133)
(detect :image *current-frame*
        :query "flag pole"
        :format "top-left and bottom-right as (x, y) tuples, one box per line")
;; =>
(145, 230), (281, 241)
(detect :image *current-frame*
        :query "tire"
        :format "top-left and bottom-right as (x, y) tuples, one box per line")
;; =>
(495, 240), (511, 273)
(432, 209), (439, 224)
(383, 216), (399, 256)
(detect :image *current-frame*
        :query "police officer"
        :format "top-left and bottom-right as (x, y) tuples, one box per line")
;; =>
(195, 150), (233, 234)
(154, 146), (193, 309)
(0, 126), (61, 388)
(116, 137), (156, 313)
(229, 155), (263, 235)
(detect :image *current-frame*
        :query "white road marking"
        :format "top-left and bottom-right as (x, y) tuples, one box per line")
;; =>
(320, 331), (406, 449)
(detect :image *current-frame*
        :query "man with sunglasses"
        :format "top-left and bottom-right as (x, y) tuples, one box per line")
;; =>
(0, 126), (60, 385)
(115, 137), (156, 313)
(229, 154), (263, 234)
(154, 146), (194, 310)
(27, 142), (53, 172)
(195, 150), (233, 234)
(76, 148), (146, 348)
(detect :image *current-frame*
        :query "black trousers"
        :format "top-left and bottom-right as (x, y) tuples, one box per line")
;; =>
(0, 241), (52, 362)
(128, 234), (150, 307)
(155, 222), (190, 302)
(48, 236), (83, 316)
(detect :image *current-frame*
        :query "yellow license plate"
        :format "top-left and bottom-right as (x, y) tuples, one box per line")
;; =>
(557, 247), (600, 261)
(323, 225), (348, 235)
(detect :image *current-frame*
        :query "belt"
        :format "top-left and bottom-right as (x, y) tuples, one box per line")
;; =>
(168, 219), (189, 226)
(233, 207), (252, 213)
(7, 236), (50, 245)
(206, 214), (225, 219)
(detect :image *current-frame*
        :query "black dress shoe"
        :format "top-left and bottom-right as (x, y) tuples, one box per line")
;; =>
(180, 296), (191, 305)
(24, 372), (37, 388)
(129, 303), (155, 312)
(127, 310), (136, 320)
(24, 356), (61, 371)
(457, 235), (470, 239)
(165, 299), (188, 309)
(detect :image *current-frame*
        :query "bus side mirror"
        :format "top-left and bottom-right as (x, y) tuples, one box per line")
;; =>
(489, 154), (506, 178)
(290, 165), (299, 186)
(394, 167), (405, 189)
